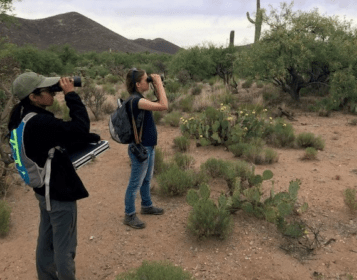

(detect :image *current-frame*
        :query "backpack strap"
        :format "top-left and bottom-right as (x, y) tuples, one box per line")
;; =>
(42, 147), (57, 211)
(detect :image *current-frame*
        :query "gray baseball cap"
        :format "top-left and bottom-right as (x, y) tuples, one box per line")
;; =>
(12, 72), (60, 100)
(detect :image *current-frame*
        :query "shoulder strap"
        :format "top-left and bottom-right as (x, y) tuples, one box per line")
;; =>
(130, 99), (144, 144)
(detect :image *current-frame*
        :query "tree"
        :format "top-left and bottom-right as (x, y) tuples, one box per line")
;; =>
(169, 46), (216, 81)
(238, 2), (357, 101)
(0, 0), (18, 25)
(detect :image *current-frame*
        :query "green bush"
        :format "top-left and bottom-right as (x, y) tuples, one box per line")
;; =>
(153, 111), (164, 124)
(191, 84), (203, 95)
(154, 147), (168, 175)
(242, 79), (253, 89)
(173, 135), (190, 152)
(162, 111), (181, 127)
(179, 96), (194, 112)
(264, 119), (295, 148)
(200, 158), (229, 178)
(302, 147), (318, 160)
(173, 153), (195, 170)
(187, 184), (233, 239)
(0, 200), (11, 236)
(295, 132), (325, 150)
(157, 165), (195, 196)
(104, 74), (121, 84)
(166, 91), (181, 103)
(165, 80), (181, 93)
(343, 188), (357, 212)
(116, 260), (195, 280)
(264, 148), (279, 164)
(228, 142), (250, 157)
(103, 83), (116, 95)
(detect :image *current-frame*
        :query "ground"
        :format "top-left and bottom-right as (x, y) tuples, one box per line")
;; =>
(1, 111), (357, 280)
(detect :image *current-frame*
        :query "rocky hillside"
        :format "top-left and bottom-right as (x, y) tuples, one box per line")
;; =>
(0, 12), (181, 54)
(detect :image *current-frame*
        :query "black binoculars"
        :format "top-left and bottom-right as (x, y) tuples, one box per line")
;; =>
(50, 76), (82, 92)
(147, 75), (164, 83)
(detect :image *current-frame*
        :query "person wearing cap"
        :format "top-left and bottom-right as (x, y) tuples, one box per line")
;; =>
(8, 72), (99, 280)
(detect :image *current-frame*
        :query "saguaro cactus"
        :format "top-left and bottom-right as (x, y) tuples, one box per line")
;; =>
(246, 0), (263, 43)
(229, 30), (234, 47)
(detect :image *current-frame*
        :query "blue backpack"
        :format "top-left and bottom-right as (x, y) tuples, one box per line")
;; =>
(9, 113), (57, 211)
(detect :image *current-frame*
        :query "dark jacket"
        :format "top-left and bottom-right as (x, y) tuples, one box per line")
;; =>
(20, 92), (98, 201)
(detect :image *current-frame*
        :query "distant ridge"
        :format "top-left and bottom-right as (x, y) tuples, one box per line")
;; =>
(0, 12), (181, 54)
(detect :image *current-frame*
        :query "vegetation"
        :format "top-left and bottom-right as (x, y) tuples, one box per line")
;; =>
(187, 183), (233, 239)
(343, 188), (357, 212)
(116, 260), (195, 280)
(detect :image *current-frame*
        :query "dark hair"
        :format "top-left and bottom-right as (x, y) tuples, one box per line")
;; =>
(126, 68), (146, 94)
(7, 91), (41, 132)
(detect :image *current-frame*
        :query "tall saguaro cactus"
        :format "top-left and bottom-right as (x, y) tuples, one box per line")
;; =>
(246, 0), (263, 43)
(229, 30), (235, 47)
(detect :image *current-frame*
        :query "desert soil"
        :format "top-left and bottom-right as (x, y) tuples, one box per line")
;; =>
(1, 111), (357, 280)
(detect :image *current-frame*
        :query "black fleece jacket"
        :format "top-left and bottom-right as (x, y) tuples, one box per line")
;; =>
(20, 92), (99, 201)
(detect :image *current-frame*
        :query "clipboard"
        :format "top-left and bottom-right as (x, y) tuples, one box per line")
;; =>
(68, 140), (109, 169)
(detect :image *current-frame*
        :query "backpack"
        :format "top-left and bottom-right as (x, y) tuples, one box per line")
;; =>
(9, 113), (58, 211)
(109, 93), (144, 144)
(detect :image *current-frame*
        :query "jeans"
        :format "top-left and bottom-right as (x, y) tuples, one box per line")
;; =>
(35, 193), (77, 280)
(125, 145), (154, 215)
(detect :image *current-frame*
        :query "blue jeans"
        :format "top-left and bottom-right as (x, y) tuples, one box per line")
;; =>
(125, 145), (154, 215)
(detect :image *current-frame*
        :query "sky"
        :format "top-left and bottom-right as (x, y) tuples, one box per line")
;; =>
(10, 0), (357, 49)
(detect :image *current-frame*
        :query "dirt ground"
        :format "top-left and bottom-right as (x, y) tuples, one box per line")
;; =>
(1, 110), (357, 280)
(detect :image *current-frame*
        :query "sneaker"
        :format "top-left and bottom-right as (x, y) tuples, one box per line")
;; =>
(123, 214), (146, 229)
(141, 206), (164, 215)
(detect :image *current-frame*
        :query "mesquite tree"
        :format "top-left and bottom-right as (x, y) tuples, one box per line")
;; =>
(238, 2), (357, 102)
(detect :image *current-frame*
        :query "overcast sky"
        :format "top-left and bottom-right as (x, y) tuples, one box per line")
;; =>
(11, 0), (357, 48)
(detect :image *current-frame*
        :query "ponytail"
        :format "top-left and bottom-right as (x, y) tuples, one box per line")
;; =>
(7, 97), (31, 132)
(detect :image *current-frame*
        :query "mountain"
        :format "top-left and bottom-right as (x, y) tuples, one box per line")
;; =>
(0, 12), (181, 54)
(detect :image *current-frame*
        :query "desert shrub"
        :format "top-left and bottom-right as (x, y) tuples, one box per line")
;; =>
(153, 111), (164, 124)
(179, 96), (194, 112)
(0, 200), (11, 236)
(264, 148), (279, 164)
(154, 147), (168, 175)
(177, 69), (191, 85)
(157, 164), (195, 196)
(116, 260), (195, 280)
(200, 158), (229, 178)
(343, 188), (357, 212)
(104, 74), (121, 84)
(162, 111), (181, 127)
(242, 79), (253, 89)
(191, 84), (203, 95)
(173, 135), (190, 152)
(173, 153), (195, 170)
(256, 81), (264, 88)
(302, 147), (318, 160)
(102, 83), (116, 95)
(166, 91), (181, 103)
(101, 101), (116, 115)
(208, 77), (216, 86)
(228, 142), (250, 157)
(295, 132), (325, 150)
(264, 119), (295, 148)
(241, 144), (264, 164)
(187, 184), (233, 239)
(165, 80), (181, 93)
(192, 170), (210, 187)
